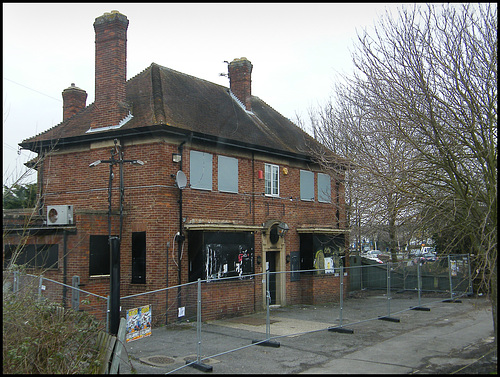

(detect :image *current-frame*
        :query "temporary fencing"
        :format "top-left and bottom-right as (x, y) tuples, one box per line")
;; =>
(128, 253), (473, 373)
(3, 254), (473, 373)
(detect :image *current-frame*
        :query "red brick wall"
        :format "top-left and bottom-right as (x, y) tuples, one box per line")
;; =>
(5, 138), (347, 322)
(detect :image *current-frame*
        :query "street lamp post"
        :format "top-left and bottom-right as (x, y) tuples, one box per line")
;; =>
(90, 139), (144, 335)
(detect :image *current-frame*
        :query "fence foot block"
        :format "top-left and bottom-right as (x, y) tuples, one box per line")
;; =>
(252, 339), (280, 348)
(411, 306), (431, 311)
(442, 299), (462, 303)
(328, 326), (354, 334)
(186, 360), (213, 372)
(378, 316), (400, 323)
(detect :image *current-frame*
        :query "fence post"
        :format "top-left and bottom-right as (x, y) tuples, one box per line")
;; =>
(13, 270), (19, 294)
(467, 254), (473, 295)
(38, 275), (44, 301)
(411, 260), (430, 311)
(186, 278), (212, 372)
(444, 255), (462, 303)
(379, 262), (400, 322)
(252, 270), (280, 347)
(328, 264), (353, 333)
(71, 276), (80, 311)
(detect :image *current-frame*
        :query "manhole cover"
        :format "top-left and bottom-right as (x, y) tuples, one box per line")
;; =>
(140, 355), (175, 367)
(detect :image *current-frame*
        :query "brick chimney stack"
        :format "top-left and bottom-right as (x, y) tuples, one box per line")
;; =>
(92, 10), (129, 130)
(62, 83), (87, 121)
(228, 57), (253, 111)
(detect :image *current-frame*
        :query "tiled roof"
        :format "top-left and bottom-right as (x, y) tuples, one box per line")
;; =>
(21, 63), (321, 158)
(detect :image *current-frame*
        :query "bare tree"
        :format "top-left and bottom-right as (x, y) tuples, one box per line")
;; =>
(313, 3), (497, 336)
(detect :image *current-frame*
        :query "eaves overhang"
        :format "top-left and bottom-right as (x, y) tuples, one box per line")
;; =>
(19, 123), (317, 164)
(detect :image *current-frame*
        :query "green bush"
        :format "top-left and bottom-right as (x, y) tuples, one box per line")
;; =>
(3, 287), (105, 374)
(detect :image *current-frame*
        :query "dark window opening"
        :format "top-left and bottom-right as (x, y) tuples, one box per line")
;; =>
(89, 235), (113, 276)
(299, 234), (345, 274)
(189, 231), (254, 282)
(4, 244), (58, 269)
(132, 232), (146, 284)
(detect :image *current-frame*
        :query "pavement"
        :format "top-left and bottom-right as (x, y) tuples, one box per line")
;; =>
(119, 291), (496, 374)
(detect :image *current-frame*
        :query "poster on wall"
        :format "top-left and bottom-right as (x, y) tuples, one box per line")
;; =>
(126, 304), (152, 342)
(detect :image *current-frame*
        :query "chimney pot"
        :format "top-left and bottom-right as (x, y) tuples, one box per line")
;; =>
(62, 84), (87, 121)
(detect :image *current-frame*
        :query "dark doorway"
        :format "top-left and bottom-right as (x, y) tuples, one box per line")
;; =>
(266, 251), (277, 305)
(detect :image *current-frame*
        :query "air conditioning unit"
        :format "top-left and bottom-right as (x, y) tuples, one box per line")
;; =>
(47, 205), (74, 225)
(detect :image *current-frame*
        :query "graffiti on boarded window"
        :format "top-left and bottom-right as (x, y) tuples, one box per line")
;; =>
(205, 243), (253, 281)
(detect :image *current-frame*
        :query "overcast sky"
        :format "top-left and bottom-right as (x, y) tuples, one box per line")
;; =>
(3, 2), (404, 186)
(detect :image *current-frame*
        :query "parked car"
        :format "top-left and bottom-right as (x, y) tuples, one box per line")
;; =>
(423, 253), (437, 262)
(361, 250), (384, 264)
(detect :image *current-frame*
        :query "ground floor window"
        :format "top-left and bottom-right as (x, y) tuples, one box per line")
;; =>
(4, 244), (58, 269)
(132, 232), (146, 284)
(89, 235), (113, 276)
(299, 234), (345, 275)
(188, 231), (254, 281)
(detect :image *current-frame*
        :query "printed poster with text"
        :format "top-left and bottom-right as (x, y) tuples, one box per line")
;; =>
(126, 304), (152, 342)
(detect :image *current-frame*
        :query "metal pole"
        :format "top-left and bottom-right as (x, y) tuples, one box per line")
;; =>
(106, 295), (110, 333)
(448, 255), (454, 301)
(13, 269), (19, 294)
(38, 275), (44, 300)
(467, 254), (473, 295)
(109, 236), (121, 335)
(197, 278), (202, 364)
(417, 261), (422, 307)
(339, 264), (344, 327)
(266, 269), (271, 340)
(387, 262), (391, 318)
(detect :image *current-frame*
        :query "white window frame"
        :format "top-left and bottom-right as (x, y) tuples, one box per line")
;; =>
(265, 163), (279, 197)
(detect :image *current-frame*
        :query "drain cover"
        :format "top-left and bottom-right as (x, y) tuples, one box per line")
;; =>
(140, 355), (175, 367)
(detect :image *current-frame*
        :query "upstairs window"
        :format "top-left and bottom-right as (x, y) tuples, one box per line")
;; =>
(300, 170), (314, 201)
(190, 151), (212, 190)
(318, 173), (331, 203)
(265, 164), (279, 196)
(218, 155), (238, 193)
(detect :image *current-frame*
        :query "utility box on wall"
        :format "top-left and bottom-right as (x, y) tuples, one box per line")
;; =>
(47, 205), (74, 225)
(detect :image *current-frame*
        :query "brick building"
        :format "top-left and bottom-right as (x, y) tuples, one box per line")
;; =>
(3, 11), (349, 324)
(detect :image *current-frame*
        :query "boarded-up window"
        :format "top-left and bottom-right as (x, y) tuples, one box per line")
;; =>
(318, 173), (331, 203)
(89, 235), (112, 276)
(4, 244), (58, 269)
(300, 170), (314, 201)
(190, 150), (213, 190)
(132, 232), (146, 284)
(218, 155), (238, 193)
(188, 231), (254, 282)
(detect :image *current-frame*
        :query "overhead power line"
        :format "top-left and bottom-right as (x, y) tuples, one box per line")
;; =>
(3, 77), (62, 102)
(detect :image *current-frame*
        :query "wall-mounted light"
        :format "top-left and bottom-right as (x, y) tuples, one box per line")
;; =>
(257, 255), (262, 265)
(172, 153), (182, 163)
(286, 254), (290, 263)
(277, 222), (289, 237)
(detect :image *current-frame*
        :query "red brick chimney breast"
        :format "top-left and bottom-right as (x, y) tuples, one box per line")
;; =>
(92, 10), (129, 130)
(62, 83), (87, 121)
(228, 57), (253, 111)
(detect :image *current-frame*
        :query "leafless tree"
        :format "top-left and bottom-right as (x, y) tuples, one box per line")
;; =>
(311, 3), (497, 335)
